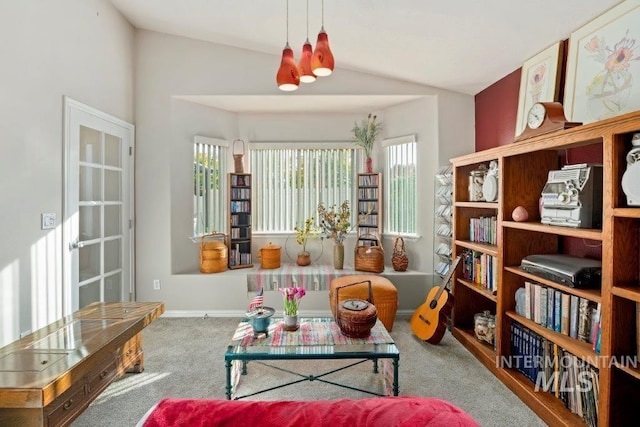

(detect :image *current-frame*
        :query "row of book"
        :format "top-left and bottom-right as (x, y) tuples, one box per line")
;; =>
(358, 175), (379, 186)
(358, 201), (378, 215)
(230, 188), (250, 199)
(229, 247), (251, 266)
(461, 249), (498, 293)
(509, 323), (599, 427)
(359, 214), (379, 226)
(230, 227), (250, 239)
(230, 175), (250, 186)
(517, 281), (601, 352)
(230, 214), (250, 226)
(358, 188), (378, 199)
(230, 201), (251, 213)
(469, 216), (497, 245)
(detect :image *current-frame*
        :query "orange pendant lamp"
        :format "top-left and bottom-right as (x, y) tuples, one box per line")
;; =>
(276, 0), (300, 91)
(311, 0), (334, 77)
(298, 0), (316, 83)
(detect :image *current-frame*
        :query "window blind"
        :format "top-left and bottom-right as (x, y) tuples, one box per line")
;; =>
(251, 145), (356, 232)
(384, 135), (417, 235)
(193, 136), (228, 236)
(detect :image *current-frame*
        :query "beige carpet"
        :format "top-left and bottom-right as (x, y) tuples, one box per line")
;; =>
(72, 316), (547, 426)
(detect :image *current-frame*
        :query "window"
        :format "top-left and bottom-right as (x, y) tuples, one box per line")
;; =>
(193, 136), (227, 236)
(250, 144), (356, 232)
(384, 135), (417, 236)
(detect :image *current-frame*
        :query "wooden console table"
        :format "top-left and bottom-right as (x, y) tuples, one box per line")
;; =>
(0, 301), (164, 426)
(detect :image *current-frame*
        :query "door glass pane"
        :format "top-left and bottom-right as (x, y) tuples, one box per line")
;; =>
(79, 279), (101, 308)
(80, 126), (102, 164)
(79, 242), (100, 282)
(104, 238), (121, 272)
(79, 166), (102, 202)
(104, 205), (121, 237)
(104, 272), (121, 302)
(104, 169), (121, 201)
(79, 206), (101, 240)
(104, 133), (122, 167)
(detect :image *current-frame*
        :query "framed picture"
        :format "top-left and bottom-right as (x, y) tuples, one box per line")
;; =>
(564, 0), (640, 124)
(515, 42), (563, 137)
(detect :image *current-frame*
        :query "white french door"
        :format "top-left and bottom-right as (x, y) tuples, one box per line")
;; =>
(63, 97), (134, 314)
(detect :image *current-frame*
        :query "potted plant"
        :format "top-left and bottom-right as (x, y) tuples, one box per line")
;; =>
(279, 286), (306, 331)
(317, 201), (352, 269)
(352, 113), (383, 173)
(294, 216), (320, 266)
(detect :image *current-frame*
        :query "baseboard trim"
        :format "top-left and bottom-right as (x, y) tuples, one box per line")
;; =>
(161, 309), (414, 318)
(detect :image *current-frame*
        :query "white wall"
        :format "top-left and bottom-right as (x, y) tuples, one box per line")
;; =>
(0, 0), (134, 346)
(134, 30), (475, 315)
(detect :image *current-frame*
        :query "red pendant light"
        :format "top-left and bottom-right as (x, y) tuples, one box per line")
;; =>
(298, 0), (316, 83)
(311, 0), (334, 77)
(276, 0), (300, 91)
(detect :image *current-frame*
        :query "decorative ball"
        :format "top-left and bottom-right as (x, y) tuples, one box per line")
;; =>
(512, 206), (529, 222)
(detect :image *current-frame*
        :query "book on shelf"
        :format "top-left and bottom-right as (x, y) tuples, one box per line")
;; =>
(569, 295), (579, 339)
(561, 293), (570, 335)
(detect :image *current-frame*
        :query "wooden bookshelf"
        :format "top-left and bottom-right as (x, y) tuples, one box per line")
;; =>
(356, 173), (382, 247)
(228, 173), (252, 269)
(451, 110), (640, 426)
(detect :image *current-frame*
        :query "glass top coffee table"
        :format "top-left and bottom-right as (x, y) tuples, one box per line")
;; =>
(224, 317), (400, 400)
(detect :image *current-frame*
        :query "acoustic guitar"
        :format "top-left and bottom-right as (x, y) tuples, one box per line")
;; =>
(410, 256), (462, 344)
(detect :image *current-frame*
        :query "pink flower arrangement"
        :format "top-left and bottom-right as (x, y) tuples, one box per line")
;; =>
(279, 286), (306, 315)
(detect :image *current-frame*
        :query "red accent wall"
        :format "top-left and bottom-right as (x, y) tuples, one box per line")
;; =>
(474, 58), (602, 260)
(474, 69), (521, 150)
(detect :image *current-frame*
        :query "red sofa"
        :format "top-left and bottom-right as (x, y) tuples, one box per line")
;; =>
(139, 396), (480, 427)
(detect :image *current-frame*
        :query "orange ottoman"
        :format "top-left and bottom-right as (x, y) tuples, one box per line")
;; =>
(330, 275), (398, 331)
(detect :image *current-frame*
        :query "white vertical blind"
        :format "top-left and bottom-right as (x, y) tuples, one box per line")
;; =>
(384, 135), (417, 235)
(251, 145), (356, 232)
(193, 136), (227, 236)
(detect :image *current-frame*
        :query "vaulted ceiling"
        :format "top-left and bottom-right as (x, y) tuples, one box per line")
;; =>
(109, 0), (622, 111)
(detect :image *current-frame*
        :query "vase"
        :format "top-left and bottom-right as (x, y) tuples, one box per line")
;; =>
(365, 157), (373, 173)
(333, 243), (344, 270)
(283, 313), (299, 331)
(296, 252), (311, 266)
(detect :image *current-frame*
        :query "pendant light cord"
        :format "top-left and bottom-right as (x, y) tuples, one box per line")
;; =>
(306, 0), (309, 40)
(321, 0), (324, 29)
(286, 0), (289, 45)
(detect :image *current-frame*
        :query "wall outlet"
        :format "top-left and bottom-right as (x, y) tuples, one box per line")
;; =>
(153, 279), (161, 290)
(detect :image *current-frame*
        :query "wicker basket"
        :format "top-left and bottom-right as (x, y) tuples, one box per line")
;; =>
(258, 242), (281, 269)
(200, 233), (228, 273)
(233, 139), (245, 173)
(335, 280), (378, 338)
(391, 236), (409, 271)
(354, 234), (385, 273)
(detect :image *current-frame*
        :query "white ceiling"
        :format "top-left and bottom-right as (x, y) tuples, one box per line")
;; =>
(109, 0), (622, 112)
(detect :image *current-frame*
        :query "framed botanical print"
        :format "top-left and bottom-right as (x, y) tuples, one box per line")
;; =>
(515, 42), (564, 137)
(564, 0), (640, 124)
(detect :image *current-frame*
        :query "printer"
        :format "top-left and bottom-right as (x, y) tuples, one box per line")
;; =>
(520, 254), (602, 288)
(540, 164), (603, 228)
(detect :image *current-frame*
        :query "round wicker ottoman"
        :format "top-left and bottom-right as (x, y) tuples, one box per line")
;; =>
(330, 275), (398, 331)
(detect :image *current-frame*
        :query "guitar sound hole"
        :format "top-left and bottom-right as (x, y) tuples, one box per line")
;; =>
(429, 300), (437, 309)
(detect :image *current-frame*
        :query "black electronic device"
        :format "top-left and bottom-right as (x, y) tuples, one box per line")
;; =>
(520, 254), (601, 288)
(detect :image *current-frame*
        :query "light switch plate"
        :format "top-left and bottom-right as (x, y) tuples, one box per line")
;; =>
(41, 213), (56, 230)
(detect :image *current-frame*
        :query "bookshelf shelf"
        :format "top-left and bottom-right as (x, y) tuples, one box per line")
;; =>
(454, 240), (498, 256)
(504, 266), (602, 303)
(506, 311), (600, 367)
(451, 110), (640, 426)
(502, 221), (603, 241)
(457, 278), (498, 302)
(611, 285), (640, 302)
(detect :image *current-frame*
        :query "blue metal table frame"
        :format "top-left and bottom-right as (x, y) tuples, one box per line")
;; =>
(224, 317), (400, 400)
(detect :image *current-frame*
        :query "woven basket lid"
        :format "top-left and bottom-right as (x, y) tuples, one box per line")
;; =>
(261, 242), (281, 252)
